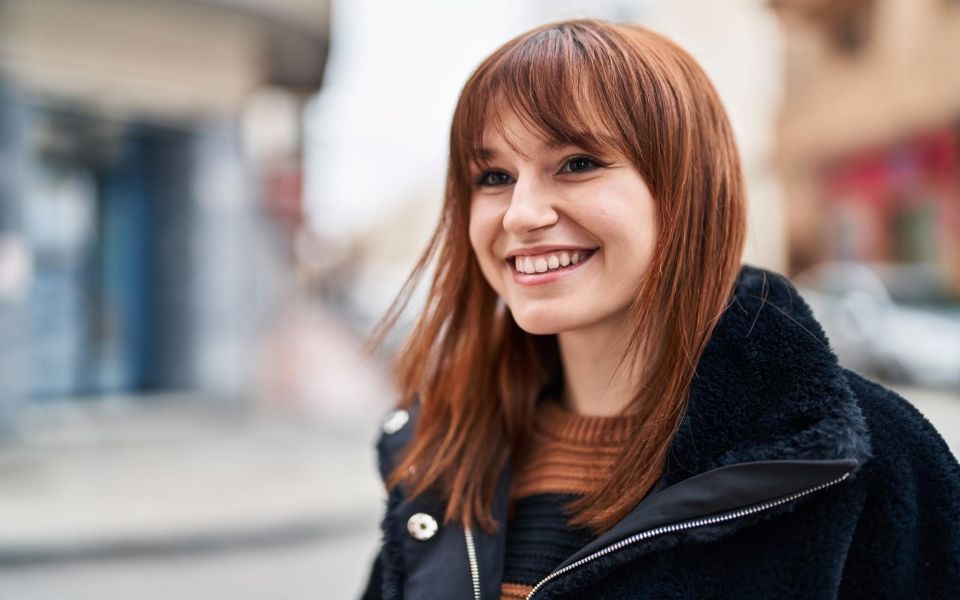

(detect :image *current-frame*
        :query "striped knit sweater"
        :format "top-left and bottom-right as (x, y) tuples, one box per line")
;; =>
(499, 398), (645, 600)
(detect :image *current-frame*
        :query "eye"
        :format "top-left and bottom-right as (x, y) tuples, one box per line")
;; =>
(474, 170), (514, 188)
(560, 155), (605, 174)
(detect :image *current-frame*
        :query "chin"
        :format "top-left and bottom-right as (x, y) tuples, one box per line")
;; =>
(510, 309), (582, 336)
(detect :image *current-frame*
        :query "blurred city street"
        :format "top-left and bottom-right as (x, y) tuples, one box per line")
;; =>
(1, 0), (960, 598)
(0, 395), (385, 599)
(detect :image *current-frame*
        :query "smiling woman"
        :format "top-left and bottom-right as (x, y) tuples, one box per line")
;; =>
(468, 110), (657, 339)
(361, 18), (960, 600)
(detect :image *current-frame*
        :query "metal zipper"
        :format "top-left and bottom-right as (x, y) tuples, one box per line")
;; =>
(464, 526), (482, 600)
(525, 471), (851, 599)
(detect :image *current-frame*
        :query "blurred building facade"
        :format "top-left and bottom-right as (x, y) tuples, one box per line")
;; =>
(0, 0), (329, 426)
(771, 0), (960, 299)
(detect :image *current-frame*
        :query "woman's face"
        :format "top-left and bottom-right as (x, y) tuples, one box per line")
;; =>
(468, 110), (658, 336)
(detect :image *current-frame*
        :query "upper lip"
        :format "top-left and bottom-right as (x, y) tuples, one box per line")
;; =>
(504, 245), (598, 260)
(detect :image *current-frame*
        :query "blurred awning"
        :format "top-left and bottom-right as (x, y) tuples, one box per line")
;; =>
(0, 0), (330, 120)
(768, 0), (960, 166)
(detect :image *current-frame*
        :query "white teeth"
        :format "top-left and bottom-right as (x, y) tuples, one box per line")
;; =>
(513, 249), (593, 274)
(534, 258), (548, 273)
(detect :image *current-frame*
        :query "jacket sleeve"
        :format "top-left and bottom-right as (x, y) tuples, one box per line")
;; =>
(837, 371), (960, 598)
(360, 404), (418, 600)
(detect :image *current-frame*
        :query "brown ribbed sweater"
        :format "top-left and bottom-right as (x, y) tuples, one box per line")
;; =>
(500, 399), (644, 600)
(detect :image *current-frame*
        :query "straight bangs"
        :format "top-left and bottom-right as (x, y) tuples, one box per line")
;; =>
(451, 25), (646, 191)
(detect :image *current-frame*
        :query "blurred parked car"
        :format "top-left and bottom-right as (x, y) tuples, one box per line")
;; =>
(792, 261), (960, 391)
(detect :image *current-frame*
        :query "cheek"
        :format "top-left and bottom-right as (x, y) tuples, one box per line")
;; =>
(468, 201), (508, 294)
(591, 188), (657, 254)
(467, 210), (481, 253)
(468, 200), (498, 258)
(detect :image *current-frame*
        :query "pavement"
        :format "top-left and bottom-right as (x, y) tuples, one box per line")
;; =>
(0, 394), (386, 566)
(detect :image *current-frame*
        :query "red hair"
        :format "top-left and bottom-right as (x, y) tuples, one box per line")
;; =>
(366, 18), (747, 534)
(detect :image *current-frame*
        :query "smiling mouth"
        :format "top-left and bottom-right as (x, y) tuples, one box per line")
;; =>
(507, 248), (599, 275)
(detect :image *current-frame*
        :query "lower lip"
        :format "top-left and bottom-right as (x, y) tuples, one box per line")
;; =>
(509, 249), (598, 286)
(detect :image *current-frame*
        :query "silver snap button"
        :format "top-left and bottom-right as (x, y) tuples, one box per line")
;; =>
(382, 409), (409, 434)
(407, 512), (438, 540)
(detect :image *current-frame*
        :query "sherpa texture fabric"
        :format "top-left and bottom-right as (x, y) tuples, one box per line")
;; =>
(361, 264), (960, 599)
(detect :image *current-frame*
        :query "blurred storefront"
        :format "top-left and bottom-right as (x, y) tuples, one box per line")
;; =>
(771, 0), (960, 298)
(0, 0), (329, 425)
(820, 128), (960, 292)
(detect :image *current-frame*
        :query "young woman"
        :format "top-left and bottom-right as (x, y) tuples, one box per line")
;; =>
(360, 18), (960, 600)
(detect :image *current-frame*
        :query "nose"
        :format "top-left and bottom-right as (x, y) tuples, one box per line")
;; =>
(502, 176), (558, 234)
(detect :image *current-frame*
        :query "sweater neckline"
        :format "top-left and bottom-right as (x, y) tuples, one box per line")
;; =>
(535, 397), (646, 446)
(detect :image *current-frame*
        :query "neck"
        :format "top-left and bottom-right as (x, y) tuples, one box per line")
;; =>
(556, 312), (643, 417)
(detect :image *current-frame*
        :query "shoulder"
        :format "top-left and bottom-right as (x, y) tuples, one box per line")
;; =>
(840, 366), (960, 529)
(842, 367), (958, 480)
(374, 400), (421, 483)
(837, 371), (960, 595)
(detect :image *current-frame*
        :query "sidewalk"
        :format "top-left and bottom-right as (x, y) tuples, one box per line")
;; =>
(0, 394), (385, 565)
